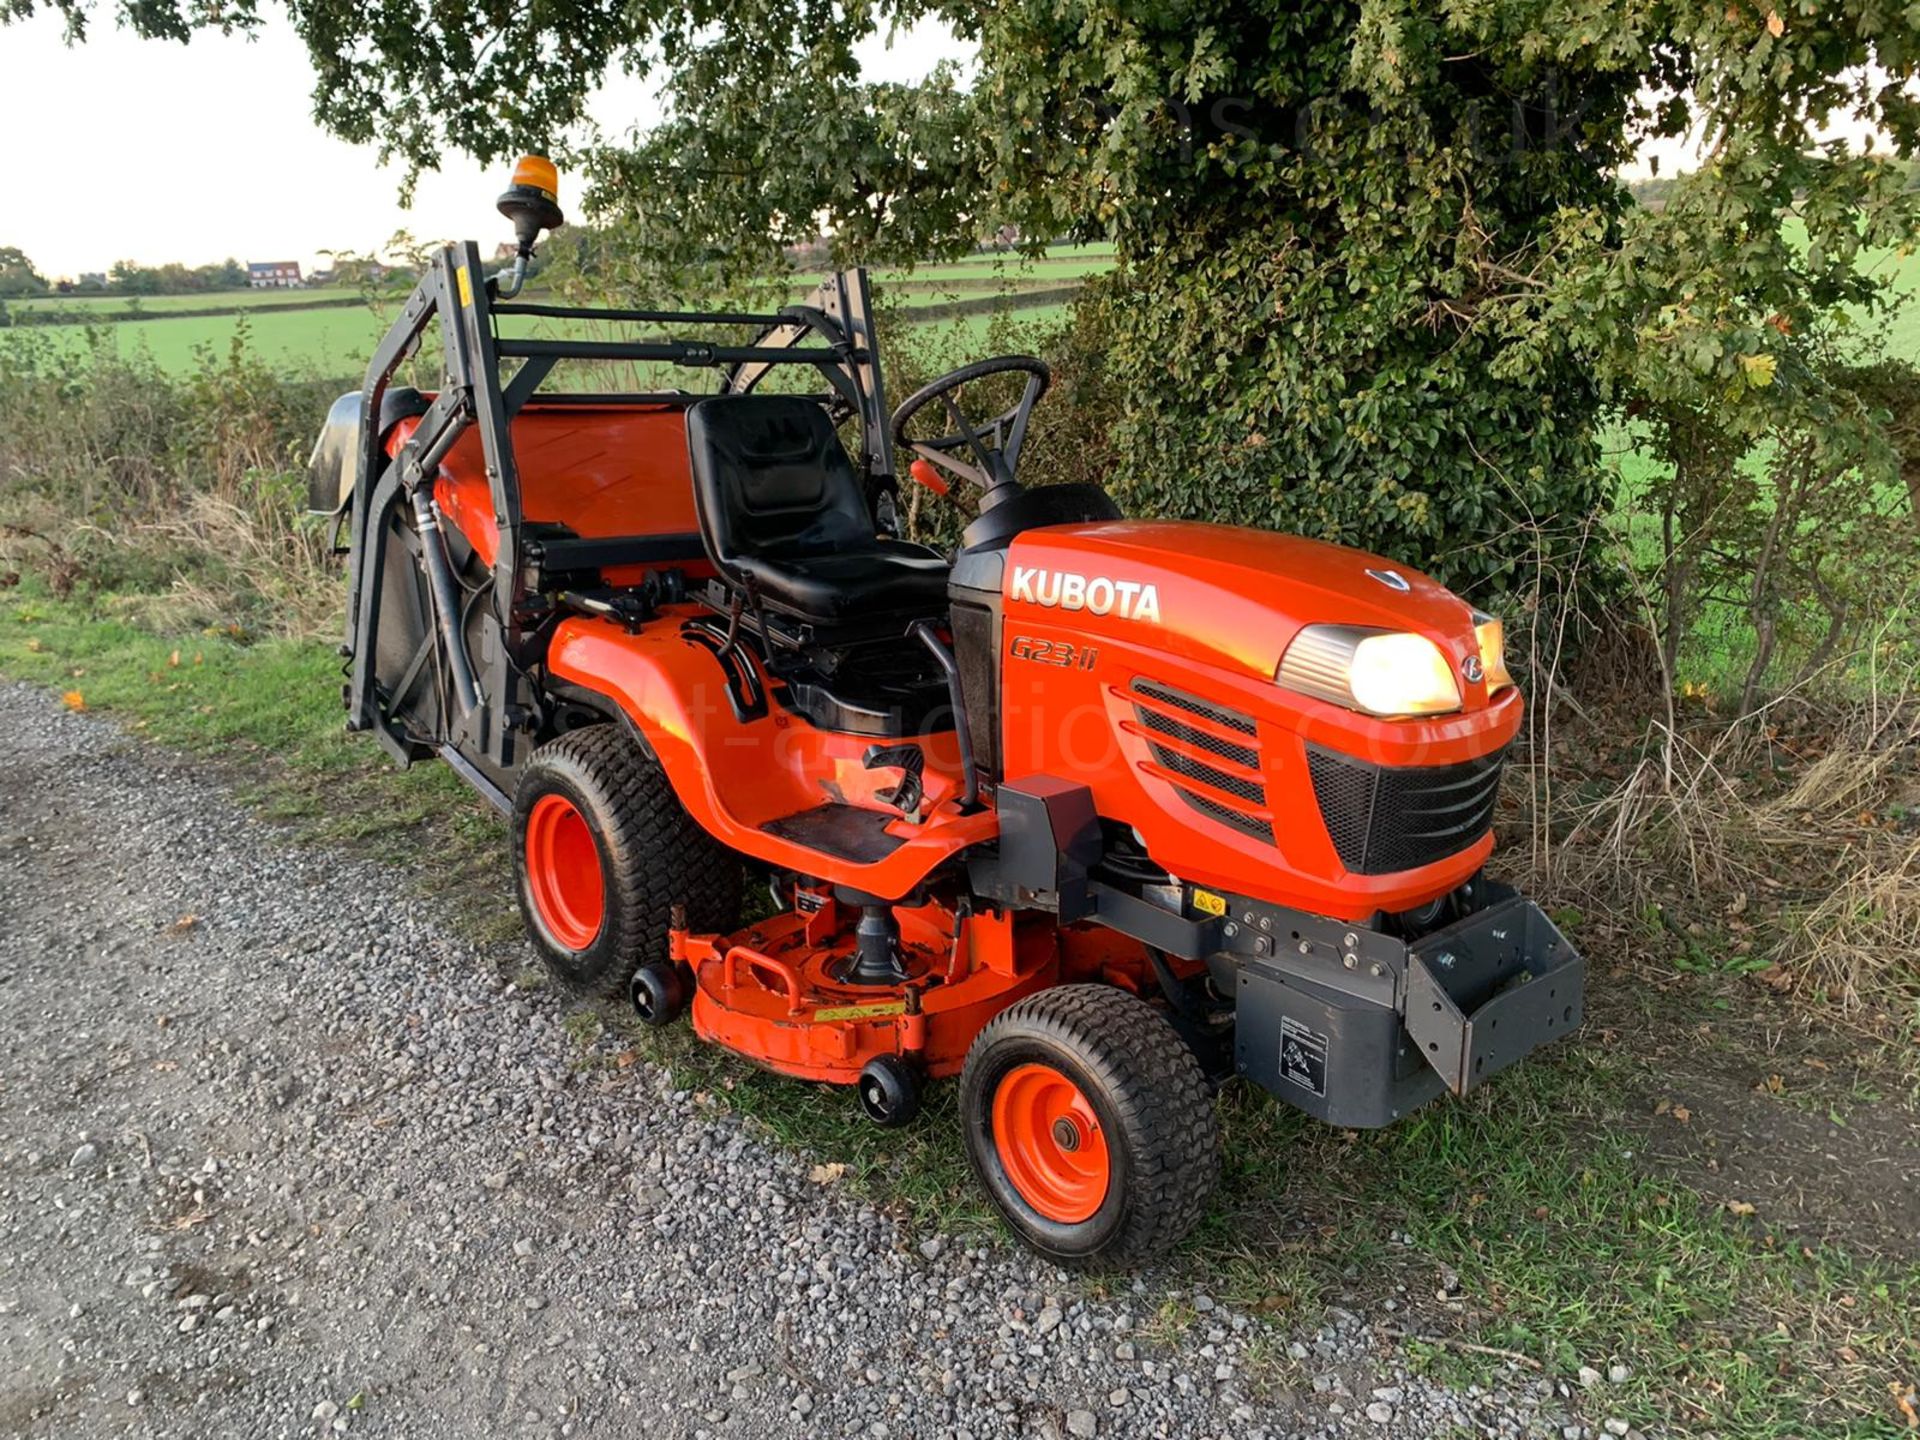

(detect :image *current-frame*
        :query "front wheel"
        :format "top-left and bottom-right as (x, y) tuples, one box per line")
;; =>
(959, 985), (1219, 1267)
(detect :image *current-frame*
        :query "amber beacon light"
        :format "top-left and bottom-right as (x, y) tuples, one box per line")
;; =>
(494, 154), (565, 297)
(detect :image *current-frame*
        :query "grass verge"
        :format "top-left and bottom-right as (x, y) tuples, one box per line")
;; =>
(2, 579), (1914, 1440)
(0, 580), (516, 936)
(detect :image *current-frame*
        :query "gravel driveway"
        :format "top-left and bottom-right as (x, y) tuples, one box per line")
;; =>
(0, 683), (1606, 1439)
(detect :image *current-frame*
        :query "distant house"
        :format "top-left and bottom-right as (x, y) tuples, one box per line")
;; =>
(247, 261), (302, 289)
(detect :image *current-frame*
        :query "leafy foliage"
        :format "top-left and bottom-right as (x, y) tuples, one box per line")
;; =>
(0, 325), (339, 630)
(0, 245), (48, 297)
(1623, 343), (1918, 707)
(16, 0), (1920, 608)
(102, 256), (253, 295)
(1003, 13), (1639, 587)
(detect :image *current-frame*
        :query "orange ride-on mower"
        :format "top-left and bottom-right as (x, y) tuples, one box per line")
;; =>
(308, 160), (1584, 1265)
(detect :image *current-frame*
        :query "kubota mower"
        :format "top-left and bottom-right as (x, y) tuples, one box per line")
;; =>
(309, 160), (1584, 1264)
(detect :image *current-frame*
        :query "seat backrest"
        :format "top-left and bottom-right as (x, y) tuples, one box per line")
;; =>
(687, 395), (877, 579)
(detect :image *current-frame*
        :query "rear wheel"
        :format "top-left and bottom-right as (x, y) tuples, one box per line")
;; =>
(523, 793), (604, 950)
(512, 726), (743, 996)
(959, 984), (1219, 1266)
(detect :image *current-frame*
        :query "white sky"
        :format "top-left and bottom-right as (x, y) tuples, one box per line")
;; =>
(7, 11), (958, 278)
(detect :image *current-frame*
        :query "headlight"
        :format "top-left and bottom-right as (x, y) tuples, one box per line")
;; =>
(1471, 610), (1514, 693)
(1277, 625), (1462, 717)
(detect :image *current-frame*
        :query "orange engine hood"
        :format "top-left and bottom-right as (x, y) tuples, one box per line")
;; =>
(1003, 519), (1480, 680)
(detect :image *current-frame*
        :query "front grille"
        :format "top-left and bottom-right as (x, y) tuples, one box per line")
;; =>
(1181, 787), (1272, 839)
(1133, 698), (1261, 770)
(1132, 680), (1257, 737)
(1130, 680), (1272, 843)
(1306, 743), (1507, 875)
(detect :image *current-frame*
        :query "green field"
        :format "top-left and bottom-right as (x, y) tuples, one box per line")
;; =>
(912, 303), (1070, 346)
(3, 231), (1909, 401)
(872, 252), (1118, 285)
(1865, 243), (1920, 361)
(0, 297), (1073, 388)
(10, 285), (370, 317)
(1783, 217), (1920, 363)
(0, 244), (1113, 378)
(888, 279), (1081, 308)
(3, 303), (388, 376)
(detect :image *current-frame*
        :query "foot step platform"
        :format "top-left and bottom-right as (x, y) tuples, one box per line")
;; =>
(759, 805), (906, 864)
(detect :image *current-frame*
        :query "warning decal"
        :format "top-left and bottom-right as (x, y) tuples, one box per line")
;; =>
(1279, 1015), (1329, 1098)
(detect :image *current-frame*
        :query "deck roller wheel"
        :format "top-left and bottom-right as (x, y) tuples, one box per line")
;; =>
(857, 1054), (922, 1128)
(630, 961), (691, 1026)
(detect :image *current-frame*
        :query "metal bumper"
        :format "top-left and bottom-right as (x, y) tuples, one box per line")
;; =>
(1225, 893), (1583, 1128)
(1403, 899), (1583, 1096)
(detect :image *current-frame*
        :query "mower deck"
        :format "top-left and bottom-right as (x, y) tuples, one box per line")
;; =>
(675, 898), (1059, 1083)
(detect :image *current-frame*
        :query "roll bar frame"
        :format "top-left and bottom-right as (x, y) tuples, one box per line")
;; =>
(339, 243), (895, 781)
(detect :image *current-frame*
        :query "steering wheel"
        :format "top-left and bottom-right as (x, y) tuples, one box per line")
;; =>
(890, 355), (1051, 501)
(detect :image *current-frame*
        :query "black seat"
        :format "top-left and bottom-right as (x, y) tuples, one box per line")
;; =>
(687, 394), (950, 624)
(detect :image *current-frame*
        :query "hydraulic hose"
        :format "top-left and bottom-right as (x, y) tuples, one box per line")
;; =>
(909, 619), (978, 810)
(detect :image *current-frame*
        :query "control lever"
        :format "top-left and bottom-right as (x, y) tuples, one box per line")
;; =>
(555, 588), (653, 631)
(863, 743), (926, 819)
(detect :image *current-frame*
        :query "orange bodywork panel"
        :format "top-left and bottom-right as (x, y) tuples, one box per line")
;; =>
(545, 607), (997, 898)
(997, 520), (1522, 921)
(392, 402), (714, 586)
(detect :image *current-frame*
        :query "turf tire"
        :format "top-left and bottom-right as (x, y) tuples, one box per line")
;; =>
(959, 984), (1220, 1267)
(512, 726), (743, 997)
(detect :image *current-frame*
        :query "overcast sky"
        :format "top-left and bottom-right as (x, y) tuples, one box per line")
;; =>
(6, 11), (1833, 281)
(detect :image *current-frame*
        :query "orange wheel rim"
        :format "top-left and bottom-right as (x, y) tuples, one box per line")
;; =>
(991, 1062), (1111, 1224)
(524, 794), (604, 950)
